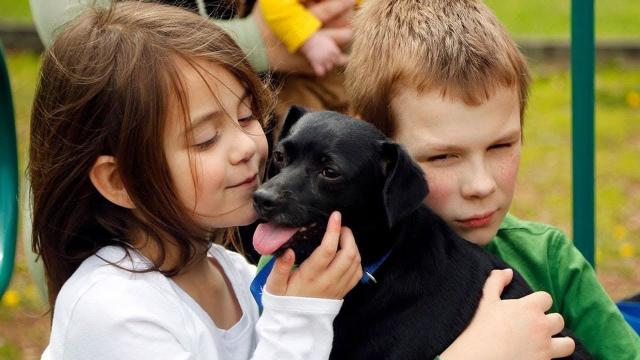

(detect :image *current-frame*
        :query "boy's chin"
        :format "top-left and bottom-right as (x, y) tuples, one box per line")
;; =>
(455, 225), (498, 246)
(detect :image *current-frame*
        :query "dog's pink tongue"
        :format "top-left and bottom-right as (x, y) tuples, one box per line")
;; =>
(253, 223), (300, 255)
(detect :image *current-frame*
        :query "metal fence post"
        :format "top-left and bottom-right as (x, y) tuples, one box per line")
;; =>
(571, 0), (596, 267)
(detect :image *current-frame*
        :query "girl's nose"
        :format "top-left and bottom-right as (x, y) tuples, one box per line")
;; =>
(461, 163), (497, 199)
(229, 127), (258, 165)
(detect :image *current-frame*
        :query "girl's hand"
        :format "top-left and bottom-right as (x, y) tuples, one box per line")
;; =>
(265, 211), (362, 299)
(440, 269), (575, 360)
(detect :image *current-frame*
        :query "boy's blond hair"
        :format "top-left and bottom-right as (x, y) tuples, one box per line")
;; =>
(346, 0), (530, 136)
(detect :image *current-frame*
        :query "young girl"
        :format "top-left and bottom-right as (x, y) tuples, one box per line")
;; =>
(30, 2), (362, 359)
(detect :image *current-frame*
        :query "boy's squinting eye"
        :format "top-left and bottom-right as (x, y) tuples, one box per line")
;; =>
(427, 154), (457, 162)
(488, 143), (512, 150)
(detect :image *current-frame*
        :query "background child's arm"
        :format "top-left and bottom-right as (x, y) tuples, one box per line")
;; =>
(259, 0), (323, 53)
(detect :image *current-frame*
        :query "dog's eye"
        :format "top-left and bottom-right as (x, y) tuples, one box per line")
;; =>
(321, 167), (341, 179)
(273, 151), (285, 164)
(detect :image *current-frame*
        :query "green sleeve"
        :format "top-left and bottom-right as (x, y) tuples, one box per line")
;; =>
(548, 232), (640, 359)
(213, 15), (270, 73)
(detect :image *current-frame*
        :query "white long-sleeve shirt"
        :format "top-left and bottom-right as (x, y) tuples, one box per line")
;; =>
(42, 245), (341, 360)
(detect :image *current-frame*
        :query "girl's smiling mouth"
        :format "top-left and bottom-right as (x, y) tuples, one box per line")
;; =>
(228, 173), (258, 188)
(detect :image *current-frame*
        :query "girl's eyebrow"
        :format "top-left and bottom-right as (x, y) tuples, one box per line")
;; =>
(184, 90), (250, 135)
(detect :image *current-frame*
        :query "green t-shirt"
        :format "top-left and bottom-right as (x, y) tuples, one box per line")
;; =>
(486, 213), (640, 359)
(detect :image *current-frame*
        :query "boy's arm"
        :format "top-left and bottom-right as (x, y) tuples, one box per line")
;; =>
(549, 232), (640, 359)
(259, 0), (322, 52)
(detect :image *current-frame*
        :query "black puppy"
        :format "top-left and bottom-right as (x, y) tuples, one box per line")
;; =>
(252, 107), (591, 359)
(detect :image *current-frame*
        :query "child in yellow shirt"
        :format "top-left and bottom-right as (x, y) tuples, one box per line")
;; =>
(260, 0), (357, 76)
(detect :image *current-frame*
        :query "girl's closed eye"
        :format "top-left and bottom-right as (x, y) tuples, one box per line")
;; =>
(238, 113), (256, 126)
(193, 130), (220, 150)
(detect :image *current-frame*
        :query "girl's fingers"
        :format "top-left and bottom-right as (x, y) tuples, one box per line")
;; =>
(339, 253), (363, 293)
(325, 226), (360, 278)
(264, 249), (295, 296)
(481, 269), (513, 302)
(299, 211), (342, 274)
(550, 336), (576, 358)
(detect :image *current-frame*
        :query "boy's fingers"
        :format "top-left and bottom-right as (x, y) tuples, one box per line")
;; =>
(481, 269), (513, 301)
(546, 312), (566, 335)
(301, 212), (342, 273)
(265, 250), (295, 296)
(308, 0), (355, 24)
(528, 291), (553, 312)
(550, 337), (575, 358)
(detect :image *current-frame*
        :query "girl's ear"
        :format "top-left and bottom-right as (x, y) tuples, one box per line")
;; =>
(89, 155), (135, 209)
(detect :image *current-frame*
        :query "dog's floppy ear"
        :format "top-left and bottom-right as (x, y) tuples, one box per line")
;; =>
(266, 106), (309, 179)
(380, 141), (428, 228)
(279, 105), (309, 141)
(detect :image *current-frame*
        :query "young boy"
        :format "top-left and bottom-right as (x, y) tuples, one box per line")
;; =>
(345, 0), (640, 359)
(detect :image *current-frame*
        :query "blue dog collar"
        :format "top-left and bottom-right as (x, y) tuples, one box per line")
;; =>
(250, 251), (392, 313)
(250, 257), (276, 314)
(360, 251), (391, 285)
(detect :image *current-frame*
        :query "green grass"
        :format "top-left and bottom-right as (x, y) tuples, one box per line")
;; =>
(513, 64), (640, 276)
(0, 0), (32, 24)
(485, 0), (640, 39)
(1, 0), (640, 37)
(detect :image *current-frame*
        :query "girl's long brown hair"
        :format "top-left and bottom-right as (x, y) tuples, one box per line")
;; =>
(29, 1), (272, 307)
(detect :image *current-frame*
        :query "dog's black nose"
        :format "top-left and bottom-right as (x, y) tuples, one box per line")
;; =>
(253, 189), (279, 216)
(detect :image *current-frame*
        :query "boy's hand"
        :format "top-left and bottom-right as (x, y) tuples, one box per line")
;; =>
(265, 211), (362, 299)
(440, 269), (575, 360)
(299, 31), (349, 77)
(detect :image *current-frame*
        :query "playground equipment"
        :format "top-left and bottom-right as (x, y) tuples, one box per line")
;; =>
(572, 0), (595, 267)
(0, 42), (19, 298)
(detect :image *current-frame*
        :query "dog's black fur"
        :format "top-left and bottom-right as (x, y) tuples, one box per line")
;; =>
(254, 107), (592, 359)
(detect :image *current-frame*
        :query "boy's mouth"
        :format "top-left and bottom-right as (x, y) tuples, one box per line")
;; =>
(456, 210), (496, 228)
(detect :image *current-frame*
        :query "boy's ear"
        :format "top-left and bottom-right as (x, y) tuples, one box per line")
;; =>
(379, 141), (428, 228)
(279, 105), (308, 141)
(89, 155), (135, 209)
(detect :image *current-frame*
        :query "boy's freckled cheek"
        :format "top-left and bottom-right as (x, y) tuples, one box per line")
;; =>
(497, 153), (520, 193)
(422, 171), (456, 207)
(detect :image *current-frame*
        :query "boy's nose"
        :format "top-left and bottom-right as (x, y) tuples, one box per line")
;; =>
(461, 166), (497, 199)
